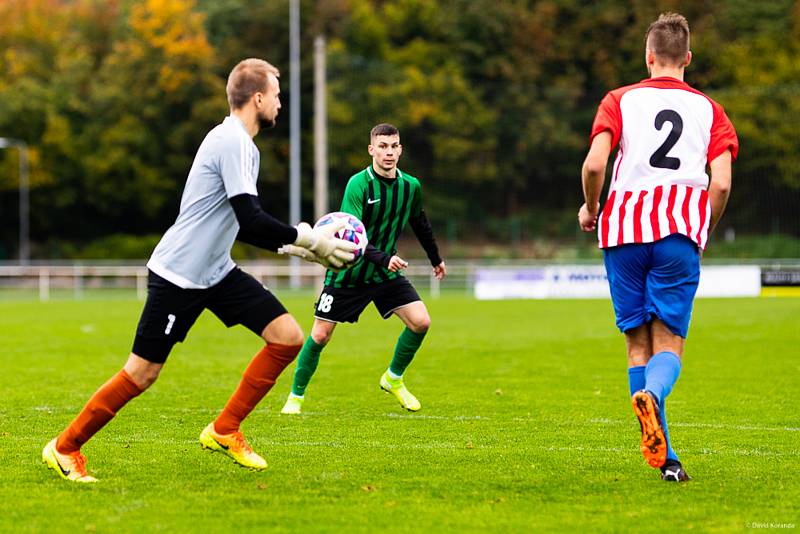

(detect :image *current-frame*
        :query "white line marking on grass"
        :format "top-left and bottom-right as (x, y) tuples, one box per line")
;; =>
(257, 440), (484, 450)
(539, 445), (800, 458)
(672, 422), (800, 432)
(100, 436), (484, 451)
(588, 418), (799, 433)
(256, 440), (346, 448)
(383, 413), (486, 421)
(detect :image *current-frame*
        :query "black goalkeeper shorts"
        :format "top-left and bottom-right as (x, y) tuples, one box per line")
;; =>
(313, 277), (421, 324)
(132, 268), (287, 363)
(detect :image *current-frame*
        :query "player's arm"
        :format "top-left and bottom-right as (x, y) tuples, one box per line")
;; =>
(235, 172), (366, 269)
(407, 184), (445, 278)
(218, 140), (298, 250)
(707, 150), (733, 235)
(363, 243), (391, 268)
(706, 103), (738, 237)
(579, 131), (613, 232)
(229, 194), (297, 251)
(409, 210), (442, 267)
(219, 144), (354, 265)
(229, 195), (354, 267)
(361, 244), (407, 272)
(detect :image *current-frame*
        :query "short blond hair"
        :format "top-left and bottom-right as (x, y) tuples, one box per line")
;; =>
(645, 13), (690, 66)
(226, 58), (280, 110)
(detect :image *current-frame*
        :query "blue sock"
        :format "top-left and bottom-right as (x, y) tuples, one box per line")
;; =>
(645, 351), (682, 462)
(660, 400), (678, 461)
(644, 352), (681, 403)
(628, 365), (646, 396)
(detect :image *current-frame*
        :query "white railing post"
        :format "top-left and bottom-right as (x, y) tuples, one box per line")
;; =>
(137, 269), (147, 300)
(73, 264), (83, 299)
(39, 268), (49, 301)
(430, 269), (440, 299)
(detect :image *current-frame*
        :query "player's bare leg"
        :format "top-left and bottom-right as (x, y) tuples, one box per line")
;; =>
(43, 353), (157, 482)
(380, 301), (430, 412)
(202, 313), (302, 469)
(650, 318), (684, 358)
(625, 324), (652, 368)
(281, 318), (337, 415)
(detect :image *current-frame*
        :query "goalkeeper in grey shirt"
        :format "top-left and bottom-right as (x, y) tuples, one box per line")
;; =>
(42, 58), (354, 483)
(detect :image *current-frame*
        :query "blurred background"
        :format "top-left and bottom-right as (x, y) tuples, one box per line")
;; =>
(0, 0), (798, 296)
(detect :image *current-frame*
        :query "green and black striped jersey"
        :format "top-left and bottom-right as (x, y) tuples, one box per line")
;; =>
(325, 166), (423, 288)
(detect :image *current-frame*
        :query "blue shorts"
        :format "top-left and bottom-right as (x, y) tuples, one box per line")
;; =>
(603, 234), (700, 338)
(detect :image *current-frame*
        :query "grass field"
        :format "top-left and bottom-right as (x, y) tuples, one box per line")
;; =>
(1, 293), (798, 532)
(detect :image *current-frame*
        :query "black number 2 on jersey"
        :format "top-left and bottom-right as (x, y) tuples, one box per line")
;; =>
(649, 109), (683, 170)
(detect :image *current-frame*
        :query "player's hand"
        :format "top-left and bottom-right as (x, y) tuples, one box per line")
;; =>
(387, 255), (408, 272)
(433, 261), (446, 280)
(294, 221), (358, 264)
(578, 202), (600, 232)
(276, 244), (332, 269)
(276, 244), (352, 271)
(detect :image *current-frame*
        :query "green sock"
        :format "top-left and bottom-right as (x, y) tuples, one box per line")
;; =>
(291, 336), (324, 396)
(389, 327), (427, 377)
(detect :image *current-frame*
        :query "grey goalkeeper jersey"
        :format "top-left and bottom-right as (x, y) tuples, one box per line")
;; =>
(147, 115), (259, 289)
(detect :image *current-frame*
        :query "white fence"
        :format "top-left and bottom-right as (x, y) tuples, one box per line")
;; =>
(0, 261), (454, 301)
(1, 259), (794, 301)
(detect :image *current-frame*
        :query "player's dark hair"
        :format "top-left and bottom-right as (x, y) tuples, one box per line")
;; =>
(370, 123), (399, 140)
(226, 58), (280, 110)
(645, 12), (690, 66)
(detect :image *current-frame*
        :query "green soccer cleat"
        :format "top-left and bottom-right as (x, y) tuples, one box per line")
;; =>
(199, 423), (267, 470)
(42, 438), (98, 483)
(380, 371), (421, 412)
(280, 394), (304, 415)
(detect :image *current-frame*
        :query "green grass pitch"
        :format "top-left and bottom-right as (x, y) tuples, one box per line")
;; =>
(1, 293), (798, 532)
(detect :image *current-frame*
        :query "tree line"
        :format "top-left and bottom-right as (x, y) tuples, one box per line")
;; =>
(0, 0), (797, 259)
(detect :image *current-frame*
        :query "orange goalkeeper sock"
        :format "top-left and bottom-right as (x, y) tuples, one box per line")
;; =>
(56, 369), (143, 454)
(214, 343), (301, 435)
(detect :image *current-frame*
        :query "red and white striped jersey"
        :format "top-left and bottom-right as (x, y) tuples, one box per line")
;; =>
(590, 77), (738, 250)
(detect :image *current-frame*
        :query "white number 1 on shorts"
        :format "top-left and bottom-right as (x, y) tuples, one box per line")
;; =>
(165, 314), (176, 335)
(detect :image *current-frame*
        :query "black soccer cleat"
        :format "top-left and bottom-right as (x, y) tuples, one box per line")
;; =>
(660, 460), (691, 482)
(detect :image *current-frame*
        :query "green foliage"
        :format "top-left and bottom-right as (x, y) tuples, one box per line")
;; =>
(58, 233), (163, 259)
(0, 0), (797, 258)
(704, 234), (800, 259)
(0, 0), (223, 248)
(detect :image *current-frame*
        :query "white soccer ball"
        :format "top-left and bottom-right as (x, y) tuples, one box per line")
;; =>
(313, 212), (368, 260)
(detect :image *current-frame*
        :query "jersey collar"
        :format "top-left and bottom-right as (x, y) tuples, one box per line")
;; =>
(225, 114), (250, 136)
(643, 76), (690, 88)
(366, 166), (403, 181)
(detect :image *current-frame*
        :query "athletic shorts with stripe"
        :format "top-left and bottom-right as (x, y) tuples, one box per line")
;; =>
(132, 268), (287, 363)
(313, 276), (421, 324)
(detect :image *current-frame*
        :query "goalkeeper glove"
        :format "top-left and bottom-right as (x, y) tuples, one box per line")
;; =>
(294, 221), (357, 266)
(277, 244), (334, 269)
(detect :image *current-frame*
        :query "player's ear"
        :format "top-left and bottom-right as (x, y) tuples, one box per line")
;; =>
(645, 49), (656, 69)
(368, 144), (374, 156)
(684, 50), (692, 68)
